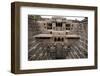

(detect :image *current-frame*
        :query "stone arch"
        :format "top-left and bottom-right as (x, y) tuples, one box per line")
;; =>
(54, 37), (57, 42)
(58, 37), (60, 41)
(61, 38), (64, 41)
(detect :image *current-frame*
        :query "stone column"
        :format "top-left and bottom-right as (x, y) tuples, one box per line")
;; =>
(62, 23), (66, 31)
(52, 23), (56, 30)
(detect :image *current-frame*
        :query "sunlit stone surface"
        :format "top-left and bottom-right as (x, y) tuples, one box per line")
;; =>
(28, 15), (88, 60)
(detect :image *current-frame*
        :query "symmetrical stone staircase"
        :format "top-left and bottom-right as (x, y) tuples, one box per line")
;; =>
(28, 15), (88, 60)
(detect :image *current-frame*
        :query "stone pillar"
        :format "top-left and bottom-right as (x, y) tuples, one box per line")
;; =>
(52, 23), (56, 30)
(62, 23), (66, 31)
